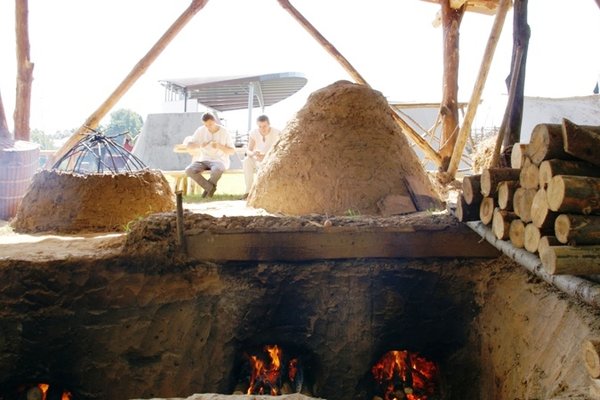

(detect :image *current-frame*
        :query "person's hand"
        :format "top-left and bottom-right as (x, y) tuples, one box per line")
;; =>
(255, 152), (265, 162)
(187, 142), (201, 149)
(211, 142), (219, 149)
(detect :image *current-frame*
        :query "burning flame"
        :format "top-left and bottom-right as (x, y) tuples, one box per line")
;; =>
(34, 383), (72, 400)
(247, 345), (283, 395)
(372, 350), (438, 400)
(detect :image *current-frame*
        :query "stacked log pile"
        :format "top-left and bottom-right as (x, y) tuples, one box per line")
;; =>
(457, 119), (600, 276)
(583, 339), (600, 399)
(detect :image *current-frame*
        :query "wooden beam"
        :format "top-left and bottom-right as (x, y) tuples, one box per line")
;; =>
(185, 224), (499, 261)
(561, 118), (600, 167)
(14, 0), (34, 141)
(47, 0), (210, 167)
(446, 0), (511, 178)
(277, 0), (443, 166)
(439, 0), (465, 170)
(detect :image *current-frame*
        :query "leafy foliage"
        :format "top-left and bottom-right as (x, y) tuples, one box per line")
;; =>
(30, 128), (56, 150)
(104, 108), (143, 141)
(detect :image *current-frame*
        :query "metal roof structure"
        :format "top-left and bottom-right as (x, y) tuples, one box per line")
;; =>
(160, 72), (307, 112)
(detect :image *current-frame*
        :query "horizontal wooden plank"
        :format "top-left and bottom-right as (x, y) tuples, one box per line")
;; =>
(185, 224), (499, 261)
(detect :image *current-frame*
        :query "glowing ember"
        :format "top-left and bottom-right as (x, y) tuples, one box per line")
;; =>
(372, 350), (438, 400)
(245, 344), (302, 395)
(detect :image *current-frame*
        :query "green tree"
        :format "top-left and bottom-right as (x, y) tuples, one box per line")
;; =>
(104, 108), (143, 140)
(30, 128), (56, 150)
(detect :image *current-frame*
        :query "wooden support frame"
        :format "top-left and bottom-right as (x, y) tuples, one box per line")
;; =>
(14, 0), (34, 141)
(277, 0), (443, 166)
(446, 0), (511, 178)
(47, 0), (210, 167)
(439, 0), (465, 170)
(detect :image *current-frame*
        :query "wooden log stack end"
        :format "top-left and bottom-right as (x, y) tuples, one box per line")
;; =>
(481, 168), (520, 197)
(479, 197), (495, 225)
(513, 187), (537, 222)
(456, 194), (481, 222)
(527, 123), (571, 165)
(510, 143), (528, 169)
(562, 118), (600, 167)
(539, 244), (600, 275)
(583, 339), (600, 379)
(492, 208), (518, 240)
(539, 159), (600, 189)
(509, 219), (526, 249)
(547, 175), (600, 215)
(519, 157), (540, 189)
(462, 175), (483, 205)
(524, 223), (550, 253)
(498, 180), (519, 210)
(530, 188), (559, 229)
(555, 214), (600, 245)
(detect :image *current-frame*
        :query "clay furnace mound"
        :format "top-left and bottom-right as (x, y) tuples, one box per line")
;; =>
(248, 81), (440, 215)
(12, 170), (174, 233)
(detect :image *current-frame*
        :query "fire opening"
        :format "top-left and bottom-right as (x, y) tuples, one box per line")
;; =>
(371, 350), (439, 400)
(9, 383), (73, 400)
(238, 344), (305, 396)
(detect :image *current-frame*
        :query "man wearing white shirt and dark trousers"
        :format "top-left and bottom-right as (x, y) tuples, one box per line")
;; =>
(242, 115), (281, 199)
(184, 113), (235, 198)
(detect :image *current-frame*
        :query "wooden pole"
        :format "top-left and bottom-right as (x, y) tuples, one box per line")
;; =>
(503, 0), (530, 147)
(510, 143), (528, 169)
(492, 208), (518, 240)
(539, 159), (600, 189)
(519, 157), (539, 189)
(547, 175), (600, 214)
(48, 0), (210, 167)
(14, 0), (34, 141)
(446, 0), (511, 178)
(481, 168), (520, 197)
(498, 180), (519, 210)
(456, 193), (480, 222)
(438, 0), (465, 170)
(555, 214), (600, 245)
(462, 174), (482, 205)
(509, 219), (526, 248)
(527, 123), (572, 165)
(479, 197), (496, 225)
(277, 0), (443, 166)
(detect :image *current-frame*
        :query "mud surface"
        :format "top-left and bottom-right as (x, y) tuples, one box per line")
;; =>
(12, 169), (175, 233)
(248, 81), (439, 215)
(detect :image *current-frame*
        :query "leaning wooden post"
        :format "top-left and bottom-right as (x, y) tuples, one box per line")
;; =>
(277, 0), (442, 167)
(14, 0), (34, 141)
(446, 0), (511, 178)
(438, 0), (465, 170)
(48, 0), (210, 167)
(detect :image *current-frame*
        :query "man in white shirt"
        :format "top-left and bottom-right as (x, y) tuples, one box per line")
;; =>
(242, 115), (281, 199)
(184, 112), (235, 198)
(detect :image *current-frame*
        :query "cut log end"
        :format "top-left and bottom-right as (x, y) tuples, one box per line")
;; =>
(583, 339), (600, 379)
(509, 219), (526, 248)
(479, 197), (495, 225)
(492, 208), (518, 240)
(462, 175), (483, 205)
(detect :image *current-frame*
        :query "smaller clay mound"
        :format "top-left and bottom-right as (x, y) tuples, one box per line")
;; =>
(12, 170), (174, 233)
(248, 81), (440, 215)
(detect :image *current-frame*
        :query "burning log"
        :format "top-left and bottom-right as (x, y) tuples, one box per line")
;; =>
(462, 174), (483, 205)
(527, 123), (573, 165)
(243, 344), (303, 396)
(492, 208), (518, 240)
(538, 159), (600, 189)
(481, 168), (520, 197)
(555, 214), (600, 245)
(509, 219), (526, 248)
(513, 187), (537, 222)
(530, 188), (559, 230)
(511, 143), (528, 169)
(519, 157), (539, 189)
(547, 175), (600, 215)
(540, 244), (600, 275)
(456, 193), (480, 222)
(561, 119), (600, 167)
(583, 339), (600, 378)
(498, 180), (519, 210)
(479, 197), (496, 225)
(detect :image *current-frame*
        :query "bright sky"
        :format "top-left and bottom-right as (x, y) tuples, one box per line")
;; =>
(0, 0), (599, 135)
